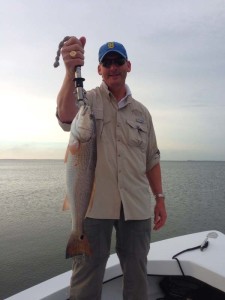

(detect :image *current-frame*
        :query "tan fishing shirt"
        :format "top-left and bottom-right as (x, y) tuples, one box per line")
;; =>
(58, 82), (160, 220)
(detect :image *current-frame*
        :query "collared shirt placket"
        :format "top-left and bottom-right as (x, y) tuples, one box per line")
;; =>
(116, 107), (124, 210)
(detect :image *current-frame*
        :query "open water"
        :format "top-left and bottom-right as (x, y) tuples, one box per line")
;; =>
(1, 159), (225, 299)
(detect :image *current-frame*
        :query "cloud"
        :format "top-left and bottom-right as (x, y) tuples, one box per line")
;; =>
(1, 0), (225, 160)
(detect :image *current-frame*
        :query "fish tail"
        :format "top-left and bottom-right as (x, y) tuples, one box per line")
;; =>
(66, 231), (92, 259)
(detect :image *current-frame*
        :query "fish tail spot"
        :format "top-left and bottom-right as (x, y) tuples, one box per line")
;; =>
(66, 233), (92, 259)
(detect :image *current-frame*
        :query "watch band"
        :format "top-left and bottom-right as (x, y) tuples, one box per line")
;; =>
(154, 193), (165, 199)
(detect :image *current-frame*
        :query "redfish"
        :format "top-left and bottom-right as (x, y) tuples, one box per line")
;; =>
(64, 104), (96, 259)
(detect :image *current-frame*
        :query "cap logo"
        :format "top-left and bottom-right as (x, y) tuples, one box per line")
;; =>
(107, 42), (115, 49)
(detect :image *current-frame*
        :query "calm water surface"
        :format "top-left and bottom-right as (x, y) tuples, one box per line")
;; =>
(1, 159), (225, 298)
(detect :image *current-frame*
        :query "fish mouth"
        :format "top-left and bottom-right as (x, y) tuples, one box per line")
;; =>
(81, 105), (89, 115)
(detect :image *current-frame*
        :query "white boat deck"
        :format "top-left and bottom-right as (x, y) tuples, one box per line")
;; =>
(5, 230), (225, 300)
(147, 230), (225, 292)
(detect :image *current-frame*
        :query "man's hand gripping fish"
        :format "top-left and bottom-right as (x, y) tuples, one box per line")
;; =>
(64, 103), (97, 259)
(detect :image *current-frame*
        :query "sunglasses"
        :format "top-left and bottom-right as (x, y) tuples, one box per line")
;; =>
(101, 58), (126, 68)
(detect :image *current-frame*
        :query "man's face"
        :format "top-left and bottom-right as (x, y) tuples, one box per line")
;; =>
(98, 52), (131, 90)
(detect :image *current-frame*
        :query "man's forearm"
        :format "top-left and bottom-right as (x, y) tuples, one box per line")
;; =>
(146, 163), (164, 196)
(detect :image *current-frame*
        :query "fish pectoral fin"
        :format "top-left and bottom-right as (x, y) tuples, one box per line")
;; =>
(62, 196), (70, 211)
(66, 232), (92, 259)
(68, 141), (80, 155)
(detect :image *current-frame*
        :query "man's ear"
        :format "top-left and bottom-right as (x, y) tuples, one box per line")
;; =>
(98, 65), (102, 75)
(127, 61), (131, 72)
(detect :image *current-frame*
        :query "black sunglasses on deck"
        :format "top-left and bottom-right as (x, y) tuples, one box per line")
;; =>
(101, 58), (126, 68)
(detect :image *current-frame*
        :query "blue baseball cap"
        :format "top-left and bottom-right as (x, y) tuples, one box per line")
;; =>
(98, 42), (128, 62)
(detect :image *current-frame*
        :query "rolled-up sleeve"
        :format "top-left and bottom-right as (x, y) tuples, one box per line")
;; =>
(146, 115), (160, 172)
(56, 110), (71, 132)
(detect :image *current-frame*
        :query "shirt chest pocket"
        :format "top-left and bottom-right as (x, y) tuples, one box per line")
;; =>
(93, 108), (111, 141)
(126, 119), (148, 150)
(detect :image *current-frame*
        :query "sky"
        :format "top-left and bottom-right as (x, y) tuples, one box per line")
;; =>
(1, 0), (225, 161)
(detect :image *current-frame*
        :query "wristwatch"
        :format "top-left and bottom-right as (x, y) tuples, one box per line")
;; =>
(154, 193), (165, 199)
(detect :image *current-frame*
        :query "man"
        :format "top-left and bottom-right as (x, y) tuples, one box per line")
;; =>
(56, 36), (167, 300)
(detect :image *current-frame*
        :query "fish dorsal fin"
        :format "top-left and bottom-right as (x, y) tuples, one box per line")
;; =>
(64, 146), (69, 163)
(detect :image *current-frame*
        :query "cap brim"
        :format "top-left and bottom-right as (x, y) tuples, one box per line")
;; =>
(99, 50), (127, 62)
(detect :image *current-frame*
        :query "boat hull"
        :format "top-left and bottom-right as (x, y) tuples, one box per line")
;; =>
(5, 230), (225, 299)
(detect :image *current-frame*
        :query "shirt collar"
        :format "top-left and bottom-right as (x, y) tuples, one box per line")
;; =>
(101, 81), (132, 108)
(118, 85), (132, 109)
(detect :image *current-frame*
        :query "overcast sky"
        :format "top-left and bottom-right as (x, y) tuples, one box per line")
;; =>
(1, 0), (225, 160)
